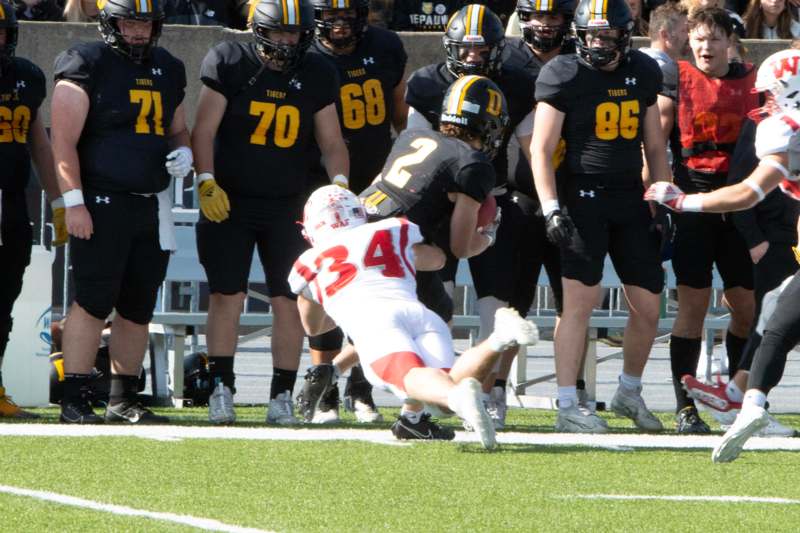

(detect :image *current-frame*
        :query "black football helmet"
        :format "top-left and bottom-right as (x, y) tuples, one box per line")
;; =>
(183, 352), (212, 407)
(249, 0), (315, 72)
(516, 0), (573, 52)
(0, 1), (17, 73)
(443, 4), (505, 78)
(311, 0), (369, 50)
(440, 75), (509, 158)
(98, 0), (164, 63)
(572, 0), (633, 68)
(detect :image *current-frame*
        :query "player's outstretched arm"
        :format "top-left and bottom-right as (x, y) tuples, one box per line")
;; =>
(449, 192), (489, 258)
(412, 243), (446, 271)
(297, 294), (337, 337)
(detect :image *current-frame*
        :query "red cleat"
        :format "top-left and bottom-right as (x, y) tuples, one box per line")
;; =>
(681, 375), (742, 412)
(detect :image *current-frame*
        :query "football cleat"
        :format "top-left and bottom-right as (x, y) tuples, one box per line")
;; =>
(681, 374), (742, 413)
(208, 383), (236, 425)
(555, 404), (609, 433)
(611, 380), (663, 431)
(297, 364), (336, 422)
(267, 390), (300, 425)
(391, 413), (455, 441)
(344, 371), (383, 423)
(486, 386), (507, 430)
(488, 307), (539, 351)
(675, 406), (710, 434)
(60, 398), (104, 424)
(311, 383), (340, 424)
(712, 405), (769, 463)
(759, 414), (797, 437)
(105, 401), (169, 424)
(0, 387), (39, 419)
(449, 378), (496, 449)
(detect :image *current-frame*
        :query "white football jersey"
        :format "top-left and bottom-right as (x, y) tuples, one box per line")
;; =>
(288, 217), (423, 328)
(755, 113), (800, 179)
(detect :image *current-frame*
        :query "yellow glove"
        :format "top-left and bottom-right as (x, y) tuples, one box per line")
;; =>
(793, 246), (800, 265)
(552, 138), (567, 170)
(51, 199), (67, 247)
(198, 175), (230, 223)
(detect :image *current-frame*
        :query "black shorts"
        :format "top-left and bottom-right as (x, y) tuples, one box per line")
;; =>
(416, 270), (453, 323)
(561, 177), (664, 294)
(196, 194), (307, 298)
(70, 190), (169, 324)
(0, 192), (32, 321)
(671, 211), (754, 290)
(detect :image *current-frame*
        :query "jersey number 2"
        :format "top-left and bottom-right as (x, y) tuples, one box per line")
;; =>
(130, 90), (164, 136)
(383, 137), (437, 188)
(595, 100), (639, 141)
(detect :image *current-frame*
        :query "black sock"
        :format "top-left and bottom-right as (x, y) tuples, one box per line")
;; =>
(109, 374), (141, 406)
(270, 368), (298, 399)
(63, 373), (92, 404)
(208, 356), (235, 389)
(725, 331), (748, 379)
(349, 364), (368, 385)
(669, 335), (702, 412)
(576, 379), (586, 391)
(494, 378), (507, 390)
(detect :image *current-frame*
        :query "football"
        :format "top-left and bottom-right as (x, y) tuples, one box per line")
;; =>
(477, 195), (497, 228)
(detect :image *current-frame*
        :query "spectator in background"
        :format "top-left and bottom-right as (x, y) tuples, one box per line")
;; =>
(728, 32), (745, 62)
(63, 0), (98, 21)
(743, 0), (800, 38)
(389, 0), (463, 31)
(14, 0), (63, 21)
(162, 0), (240, 26)
(682, 0), (746, 36)
(627, 0), (649, 34)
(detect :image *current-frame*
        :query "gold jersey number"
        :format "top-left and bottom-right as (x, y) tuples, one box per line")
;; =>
(340, 79), (386, 130)
(130, 90), (164, 136)
(0, 105), (31, 143)
(595, 100), (640, 141)
(249, 101), (300, 148)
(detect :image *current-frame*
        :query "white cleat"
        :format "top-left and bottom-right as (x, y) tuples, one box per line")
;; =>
(491, 308), (539, 350)
(310, 408), (340, 424)
(266, 391), (300, 425)
(555, 404), (609, 434)
(351, 399), (384, 423)
(757, 413), (796, 438)
(208, 383), (236, 424)
(450, 378), (496, 450)
(486, 386), (507, 430)
(610, 382), (663, 431)
(712, 406), (769, 463)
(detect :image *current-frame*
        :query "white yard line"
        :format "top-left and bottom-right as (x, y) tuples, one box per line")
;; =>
(572, 494), (800, 505)
(0, 484), (274, 532)
(1, 423), (800, 451)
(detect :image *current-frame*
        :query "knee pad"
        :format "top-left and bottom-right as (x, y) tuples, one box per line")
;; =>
(308, 328), (344, 351)
(115, 284), (161, 325)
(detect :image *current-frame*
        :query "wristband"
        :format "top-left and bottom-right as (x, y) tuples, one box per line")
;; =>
(681, 194), (703, 212)
(197, 172), (214, 184)
(63, 189), (84, 207)
(51, 197), (64, 210)
(332, 174), (349, 188)
(759, 158), (791, 180)
(541, 199), (560, 217)
(743, 177), (766, 201)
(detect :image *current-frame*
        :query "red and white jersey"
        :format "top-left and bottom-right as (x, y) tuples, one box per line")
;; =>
(288, 217), (422, 328)
(755, 113), (800, 200)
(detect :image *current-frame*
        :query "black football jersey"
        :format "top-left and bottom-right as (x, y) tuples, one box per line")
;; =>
(308, 26), (407, 193)
(201, 41), (339, 199)
(54, 42), (186, 194)
(536, 50), (661, 177)
(365, 128), (494, 237)
(0, 57), (46, 192)
(405, 62), (536, 188)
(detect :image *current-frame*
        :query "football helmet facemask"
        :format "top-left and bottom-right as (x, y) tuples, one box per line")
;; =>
(250, 0), (315, 72)
(516, 0), (573, 53)
(98, 0), (164, 63)
(443, 4), (505, 78)
(440, 75), (509, 159)
(302, 185), (368, 246)
(311, 0), (369, 50)
(572, 0), (633, 69)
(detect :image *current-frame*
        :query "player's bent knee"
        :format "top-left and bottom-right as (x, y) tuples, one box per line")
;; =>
(309, 327), (344, 351)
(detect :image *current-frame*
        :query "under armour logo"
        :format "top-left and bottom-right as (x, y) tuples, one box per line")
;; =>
(152, 68), (162, 76)
(579, 189), (595, 198)
(289, 78), (302, 90)
(16, 80), (25, 89)
(95, 196), (110, 204)
(625, 77), (637, 85)
(363, 56), (375, 65)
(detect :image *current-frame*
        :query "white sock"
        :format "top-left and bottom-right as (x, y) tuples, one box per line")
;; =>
(726, 381), (744, 403)
(619, 372), (641, 390)
(558, 386), (577, 409)
(743, 389), (767, 409)
(401, 408), (423, 423)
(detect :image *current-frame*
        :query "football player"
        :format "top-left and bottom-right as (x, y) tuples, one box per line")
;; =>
(645, 48), (800, 462)
(290, 185), (538, 450)
(0, 1), (62, 418)
(298, 0), (408, 425)
(644, 8), (757, 434)
(191, 0), (348, 425)
(52, 0), (190, 424)
(532, 0), (670, 433)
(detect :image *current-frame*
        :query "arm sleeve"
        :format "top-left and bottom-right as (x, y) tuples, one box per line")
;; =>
(53, 47), (94, 94)
(755, 115), (795, 160)
(534, 61), (569, 112)
(454, 161), (495, 202)
(313, 60), (340, 112)
(728, 120), (766, 248)
(199, 44), (231, 98)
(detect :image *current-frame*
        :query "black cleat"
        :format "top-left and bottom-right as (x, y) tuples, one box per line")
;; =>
(391, 413), (455, 441)
(105, 401), (169, 424)
(60, 399), (104, 424)
(676, 406), (710, 434)
(344, 373), (383, 423)
(297, 364), (336, 422)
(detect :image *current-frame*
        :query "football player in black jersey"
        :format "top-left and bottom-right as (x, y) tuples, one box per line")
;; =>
(532, 0), (671, 433)
(52, 0), (191, 424)
(0, 2), (62, 418)
(297, 0), (408, 425)
(191, 0), (348, 426)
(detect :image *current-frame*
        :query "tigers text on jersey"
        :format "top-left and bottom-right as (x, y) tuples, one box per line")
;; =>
(289, 217), (422, 328)
(308, 27), (407, 191)
(535, 50), (661, 176)
(0, 57), (45, 192)
(405, 61), (536, 186)
(54, 42), (186, 194)
(200, 41), (339, 199)
(365, 129), (494, 237)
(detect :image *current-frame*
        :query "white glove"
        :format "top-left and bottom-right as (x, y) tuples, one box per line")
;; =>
(165, 146), (193, 179)
(644, 182), (687, 212)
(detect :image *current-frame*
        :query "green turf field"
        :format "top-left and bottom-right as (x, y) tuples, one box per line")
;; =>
(1, 408), (799, 532)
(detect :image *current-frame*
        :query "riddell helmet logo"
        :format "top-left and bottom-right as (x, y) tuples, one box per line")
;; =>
(441, 113), (468, 125)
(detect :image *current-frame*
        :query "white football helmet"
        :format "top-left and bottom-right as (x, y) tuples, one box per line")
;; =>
(302, 185), (367, 246)
(753, 49), (800, 121)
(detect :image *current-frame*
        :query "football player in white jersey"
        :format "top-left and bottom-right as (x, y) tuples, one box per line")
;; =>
(645, 48), (800, 462)
(288, 185), (539, 449)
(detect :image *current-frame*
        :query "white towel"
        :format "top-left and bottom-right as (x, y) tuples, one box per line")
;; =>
(157, 184), (177, 252)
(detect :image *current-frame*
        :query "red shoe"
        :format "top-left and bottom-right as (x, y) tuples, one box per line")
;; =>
(681, 375), (742, 412)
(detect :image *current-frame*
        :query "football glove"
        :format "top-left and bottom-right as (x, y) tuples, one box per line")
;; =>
(332, 174), (349, 189)
(544, 209), (574, 247)
(650, 204), (676, 262)
(644, 182), (686, 212)
(51, 198), (67, 247)
(793, 246), (800, 265)
(479, 206), (502, 247)
(165, 146), (194, 180)
(198, 177), (230, 223)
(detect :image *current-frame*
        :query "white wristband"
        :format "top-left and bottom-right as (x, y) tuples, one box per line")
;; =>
(332, 174), (348, 187)
(51, 197), (64, 210)
(759, 158), (791, 180)
(681, 194), (703, 212)
(197, 172), (214, 184)
(62, 189), (84, 207)
(743, 177), (766, 201)
(541, 199), (560, 217)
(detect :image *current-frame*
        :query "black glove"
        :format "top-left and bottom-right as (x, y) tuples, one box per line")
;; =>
(545, 210), (574, 247)
(650, 204), (676, 262)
